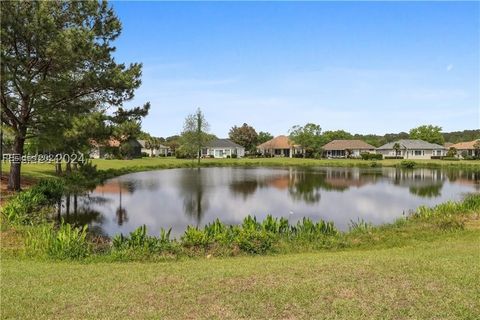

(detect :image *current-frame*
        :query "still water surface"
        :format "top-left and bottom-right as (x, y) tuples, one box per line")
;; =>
(60, 167), (479, 237)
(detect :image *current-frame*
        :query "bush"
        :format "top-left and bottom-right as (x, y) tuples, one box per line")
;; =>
(26, 223), (90, 259)
(2, 179), (64, 225)
(112, 225), (174, 254)
(441, 156), (460, 161)
(235, 229), (274, 254)
(226, 155), (231, 158)
(384, 156), (404, 159)
(231, 154), (238, 159)
(360, 153), (383, 160)
(400, 160), (416, 169)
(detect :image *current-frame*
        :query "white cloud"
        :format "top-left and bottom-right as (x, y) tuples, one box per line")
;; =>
(446, 64), (454, 72)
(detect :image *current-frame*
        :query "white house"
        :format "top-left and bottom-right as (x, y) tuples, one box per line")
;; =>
(202, 139), (245, 158)
(376, 139), (446, 159)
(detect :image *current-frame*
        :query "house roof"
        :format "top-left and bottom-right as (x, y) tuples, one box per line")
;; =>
(137, 139), (169, 149)
(450, 140), (480, 150)
(137, 139), (147, 148)
(207, 138), (244, 149)
(322, 140), (375, 151)
(377, 139), (445, 150)
(257, 135), (294, 149)
(89, 138), (120, 148)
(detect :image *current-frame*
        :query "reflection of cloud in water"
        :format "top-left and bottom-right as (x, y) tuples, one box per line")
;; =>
(67, 167), (479, 238)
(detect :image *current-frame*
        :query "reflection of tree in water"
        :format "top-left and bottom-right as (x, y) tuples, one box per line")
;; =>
(180, 168), (209, 226)
(288, 171), (323, 203)
(409, 184), (442, 198)
(229, 180), (260, 199)
(58, 194), (107, 236)
(115, 185), (128, 226)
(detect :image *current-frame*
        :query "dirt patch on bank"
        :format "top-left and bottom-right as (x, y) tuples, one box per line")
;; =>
(0, 174), (37, 206)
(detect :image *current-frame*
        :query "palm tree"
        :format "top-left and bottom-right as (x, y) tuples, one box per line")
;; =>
(393, 143), (402, 158)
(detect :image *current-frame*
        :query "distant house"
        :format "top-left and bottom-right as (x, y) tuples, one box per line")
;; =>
(119, 138), (143, 159)
(450, 140), (480, 158)
(202, 139), (245, 158)
(257, 135), (302, 158)
(322, 140), (376, 158)
(376, 139), (446, 159)
(89, 138), (120, 159)
(137, 139), (170, 157)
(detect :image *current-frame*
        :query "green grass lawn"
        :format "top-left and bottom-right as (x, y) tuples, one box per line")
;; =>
(2, 156), (479, 181)
(2, 230), (479, 319)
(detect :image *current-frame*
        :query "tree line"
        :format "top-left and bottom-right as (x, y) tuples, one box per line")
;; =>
(144, 113), (479, 161)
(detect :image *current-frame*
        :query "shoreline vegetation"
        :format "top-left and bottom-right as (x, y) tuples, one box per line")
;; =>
(2, 161), (479, 319)
(2, 177), (479, 261)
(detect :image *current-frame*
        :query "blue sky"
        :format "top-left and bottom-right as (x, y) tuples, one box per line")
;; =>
(111, 1), (479, 138)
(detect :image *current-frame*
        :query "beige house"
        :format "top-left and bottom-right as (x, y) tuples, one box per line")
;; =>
(322, 140), (376, 158)
(89, 138), (120, 159)
(450, 140), (480, 158)
(376, 139), (446, 159)
(137, 139), (170, 157)
(257, 135), (302, 158)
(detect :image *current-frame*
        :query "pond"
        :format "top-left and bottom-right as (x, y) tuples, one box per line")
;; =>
(59, 167), (480, 237)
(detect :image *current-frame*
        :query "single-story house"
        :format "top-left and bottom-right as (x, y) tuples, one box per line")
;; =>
(449, 140), (480, 158)
(137, 139), (170, 157)
(119, 138), (143, 159)
(322, 140), (376, 158)
(89, 138), (120, 159)
(257, 135), (302, 158)
(202, 139), (245, 158)
(376, 139), (446, 159)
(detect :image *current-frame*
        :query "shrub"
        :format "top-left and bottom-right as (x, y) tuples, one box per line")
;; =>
(226, 155), (231, 158)
(2, 179), (64, 225)
(400, 160), (416, 169)
(235, 229), (274, 254)
(384, 156), (404, 159)
(360, 153), (383, 160)
(112, 225), (175, 256)
(26, 223), (90, 259)
(231, 154), (238, 159)
(441, 156), (460, 161)
(349, 219), (373, 233)
(181, 226), (210, 247)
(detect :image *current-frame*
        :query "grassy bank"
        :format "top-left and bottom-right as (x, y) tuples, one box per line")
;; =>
(1, 181), (480, 319)
(1, 230), (479, 319)
(2, 157), (480, 182)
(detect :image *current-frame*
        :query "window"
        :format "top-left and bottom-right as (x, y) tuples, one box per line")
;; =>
(414, 150), (422, 156)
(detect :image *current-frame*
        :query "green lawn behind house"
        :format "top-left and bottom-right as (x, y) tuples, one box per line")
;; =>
(2, 157), (479, 182)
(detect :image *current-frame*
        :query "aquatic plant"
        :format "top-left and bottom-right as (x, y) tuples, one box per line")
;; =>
(26, 222), (90, 259)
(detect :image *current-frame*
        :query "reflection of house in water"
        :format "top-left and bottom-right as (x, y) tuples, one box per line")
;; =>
(384, 168), (446, 198)
(323, 168), (378, 190)
(94, 181), (132, 226)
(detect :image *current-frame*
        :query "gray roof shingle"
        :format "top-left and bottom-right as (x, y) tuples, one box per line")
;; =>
(207, 139), (244, 149)
(377, 139), (445, 150)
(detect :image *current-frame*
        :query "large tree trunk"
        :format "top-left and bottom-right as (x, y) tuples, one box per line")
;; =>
(7, 133), (25, 191)
(55, 162), (62, 175)
(65, 160), (72, 174)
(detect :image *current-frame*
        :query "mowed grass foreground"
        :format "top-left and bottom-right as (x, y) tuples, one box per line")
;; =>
(2, 231), (479, 319)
